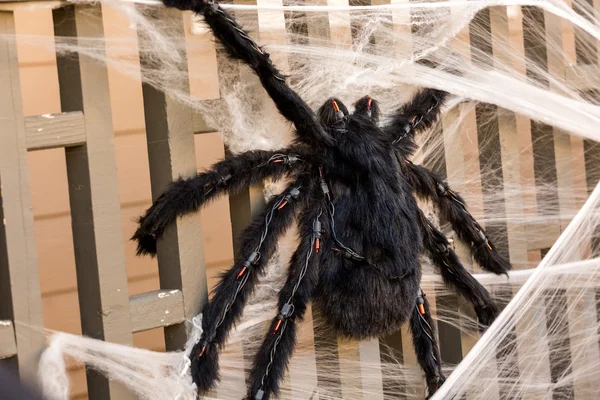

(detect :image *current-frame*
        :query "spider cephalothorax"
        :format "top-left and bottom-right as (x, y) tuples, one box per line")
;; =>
(133, 1), (511, 398)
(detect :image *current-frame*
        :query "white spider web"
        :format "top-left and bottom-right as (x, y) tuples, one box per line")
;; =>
(6, 0), (600, 398)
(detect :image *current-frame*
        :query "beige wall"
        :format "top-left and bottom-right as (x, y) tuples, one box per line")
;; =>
(15, 8), (233, 399)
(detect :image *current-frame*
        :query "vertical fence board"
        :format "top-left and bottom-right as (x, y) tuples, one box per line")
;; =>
(2, 2), (598, 400)
(135, 7), (208, 351)
(0, 10), (45, 381)
(281, 2), (324, 397)
(52, 5), (134, 399)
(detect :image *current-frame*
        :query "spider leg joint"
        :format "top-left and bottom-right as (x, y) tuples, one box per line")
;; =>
(286, 154), (300, 164)
(278, 187), (301, 210)
(273, 303), (294, 334)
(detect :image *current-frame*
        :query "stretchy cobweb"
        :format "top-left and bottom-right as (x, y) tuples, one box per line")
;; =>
(8, 0), (600, 398)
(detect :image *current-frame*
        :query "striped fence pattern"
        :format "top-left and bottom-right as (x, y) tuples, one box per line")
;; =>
(0, 0), (598, 398)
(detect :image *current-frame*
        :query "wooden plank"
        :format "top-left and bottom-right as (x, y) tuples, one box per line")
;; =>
(129, 290), (186, 333)
(0, 1), (63, 12)
(0, 320), (17, 359)
(25, 111), (86, 151)
(525, 220), (561, 251)
(52, 5), (134, 399)
(192, 108), (215, 134)
(0, 10), (45, 380)
(220, 1), (271, 396)
(136, 6), (207, 351)
(565, 64), (600, 91)
(522, 6), (576, 399)
(468, 7), (524, 398)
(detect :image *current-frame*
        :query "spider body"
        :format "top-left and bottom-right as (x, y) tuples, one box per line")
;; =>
(315, 104), (423, 339)
(134, 2), (511, 399)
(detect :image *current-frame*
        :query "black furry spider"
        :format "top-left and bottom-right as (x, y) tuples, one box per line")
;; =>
(133, 1), (511, 398)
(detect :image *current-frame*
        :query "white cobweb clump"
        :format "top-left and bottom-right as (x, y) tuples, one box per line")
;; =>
(11, 0), (600, 398)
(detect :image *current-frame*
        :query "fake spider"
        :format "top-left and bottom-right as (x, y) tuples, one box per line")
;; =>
(133, 0), (512, 398)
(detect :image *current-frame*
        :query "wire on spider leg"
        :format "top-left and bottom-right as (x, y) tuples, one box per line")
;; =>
(392, 96), (442, 145)
(317, 167), (366, 261)
(412, 289), (445, 398)
(253, 207), (322, 400)
(191, 183), (305, 394)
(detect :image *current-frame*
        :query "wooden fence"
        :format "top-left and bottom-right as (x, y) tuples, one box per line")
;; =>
(0, 0), (599, 399)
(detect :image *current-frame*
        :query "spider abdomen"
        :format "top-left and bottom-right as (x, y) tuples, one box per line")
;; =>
(313, 257), (421, 339)
(312, 186), (423, 339)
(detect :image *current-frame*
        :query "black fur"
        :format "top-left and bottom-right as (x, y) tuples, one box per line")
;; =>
(403, 160), (512, 276)
(418, 210), (498, 329)
(353, 95), (381, 123)
(164, 0), (334, 148)
(385, 88), (448, 158)
(248, 188), (324, 399)
(132, 148), (304, 256)
(190, 177), (308, 393)
(409, 295), (445, 399)
(132, 1), (514, 398)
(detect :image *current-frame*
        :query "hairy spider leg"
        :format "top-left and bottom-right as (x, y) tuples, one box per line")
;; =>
(384, 88), (449, 158)
(409, 290), (445, 399)
(162, 0), (333, 147)
(189, 179), (308, 394)
(418, 210), (498, 329)
(133, 149), (304, 256)
(248, 184), (326, 400)
(404, 161), (512, 275)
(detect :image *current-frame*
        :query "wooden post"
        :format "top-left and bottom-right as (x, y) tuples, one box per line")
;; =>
(52, 5), (134, 399)
(0, 10), (45, 382)
(135, 6), (208, 351)
(522, 5), (575, 398)
(52, 4), (134, 399)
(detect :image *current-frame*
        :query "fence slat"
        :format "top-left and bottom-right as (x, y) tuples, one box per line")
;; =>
(52, 5), (134, 399)
(136, 7), (208, 351)
(129, 290), (186, 333)
(0, 10), (45, 380)
(25, 111), (86, 151)
(0, 321), (17, 359)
